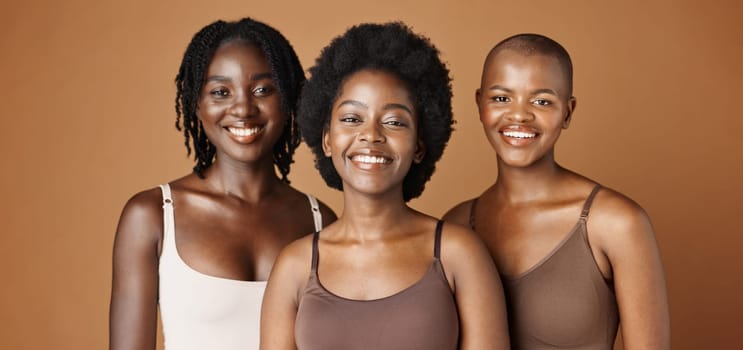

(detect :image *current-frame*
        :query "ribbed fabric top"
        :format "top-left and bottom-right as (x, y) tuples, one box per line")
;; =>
(294, 220), (460, 350)
(473, 185), (618, 349)
(157, 184), (322, 350)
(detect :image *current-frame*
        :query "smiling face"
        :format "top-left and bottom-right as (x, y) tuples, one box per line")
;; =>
(197, 40), (285, 166)
(477, 49), (576, 168)
(322, 69), (424, 199)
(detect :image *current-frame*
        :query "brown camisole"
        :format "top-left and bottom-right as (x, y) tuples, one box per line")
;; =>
(294, 221), (459, 350)
(471, 185), (619, 349)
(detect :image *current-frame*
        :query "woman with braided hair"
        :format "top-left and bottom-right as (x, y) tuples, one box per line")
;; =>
(110, 18), (335, 350)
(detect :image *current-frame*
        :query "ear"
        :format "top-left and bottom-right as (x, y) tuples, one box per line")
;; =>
(322, 125), (332, 157)
(562, 96), (577, 129)
(413, 138), (425, 164)
(475, 88), (482, 108)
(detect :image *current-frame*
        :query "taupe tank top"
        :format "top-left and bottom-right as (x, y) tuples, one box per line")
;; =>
(472, 185), (619, 349)
(294, 221), (459, 350)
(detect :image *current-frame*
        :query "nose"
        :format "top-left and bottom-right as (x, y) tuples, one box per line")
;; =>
(227, 93), (258, 118)
(358, 121), (385, 143)
(505, 101), (534, 123)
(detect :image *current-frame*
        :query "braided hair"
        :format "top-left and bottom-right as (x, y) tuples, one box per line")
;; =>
(174, 18), (305, 182)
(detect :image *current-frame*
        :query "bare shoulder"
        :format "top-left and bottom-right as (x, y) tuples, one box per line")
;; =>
(115, 186), (165, 243)
(442, 198), (476, 228)
(270, 232), (315, 281)
(438, 222), (493, 276)
(122, 187), (163, 211)
(437, 221), (500, 294)
(277, 233), (314, 265)
(263, 231), (316, 306)
(589, 186), (656, 253)
(591, 187), (652, 231)
(439, 221), (486, 254)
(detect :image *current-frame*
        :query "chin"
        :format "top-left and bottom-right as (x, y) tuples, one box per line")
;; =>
(497, 154), (538, 168)
(344, 180), (403, 198)
(227, 149), (270, 163)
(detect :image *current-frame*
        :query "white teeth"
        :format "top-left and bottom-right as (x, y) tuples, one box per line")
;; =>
(502, 130), (536, 139)
(228, 126), (261, 137)
(352, 155), (390, 164)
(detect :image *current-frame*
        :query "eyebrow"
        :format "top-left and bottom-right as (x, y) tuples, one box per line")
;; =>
(205, 75), (231, 83)
(488, 85), (559, 96)
(336, 100), (413, 114)
(204, 72), (273, 83)
(250, 72), (273, 81)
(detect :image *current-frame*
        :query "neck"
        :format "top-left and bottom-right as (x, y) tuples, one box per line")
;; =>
(201, 154), (283, 203)
(336, 189), (415, 242)
(492, 152), (568, 204)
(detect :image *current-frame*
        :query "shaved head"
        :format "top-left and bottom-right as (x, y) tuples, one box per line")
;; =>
(484, 33), (573, 95)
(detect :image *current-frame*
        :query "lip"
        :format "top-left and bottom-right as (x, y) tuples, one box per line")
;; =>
(223, 124), (265, 144)
(498, 125), (539, 147)
(347, 149), (393, 170)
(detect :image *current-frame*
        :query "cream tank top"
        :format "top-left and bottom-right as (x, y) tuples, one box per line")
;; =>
(157, 184), (323, 350)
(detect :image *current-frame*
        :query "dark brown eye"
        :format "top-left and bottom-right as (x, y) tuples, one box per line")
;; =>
(383, 120), (406, 128)
(253, 85), (275, 96)
(339, 115), (361, 123)
(210, 88), (230, 98)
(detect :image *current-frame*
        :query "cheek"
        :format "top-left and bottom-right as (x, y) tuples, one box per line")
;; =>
(392, 135), (421, 165)
(330, 153), (345, 173)
(325, 130), (350, 157)
(271, 111), (288, 130)
(545, 112), (566, 129)
(327, 137), (353, 176)
(197, 102), (225, 122)
(479, 106), (503, 128)
(262, 96), (283, 115)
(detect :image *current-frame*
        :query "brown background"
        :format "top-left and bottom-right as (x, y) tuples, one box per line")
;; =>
(1, 0), (741, 349)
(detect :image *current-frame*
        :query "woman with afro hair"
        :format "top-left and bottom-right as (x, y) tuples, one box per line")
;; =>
(261, 22), (509, 349)
(110, 18), (335, 350)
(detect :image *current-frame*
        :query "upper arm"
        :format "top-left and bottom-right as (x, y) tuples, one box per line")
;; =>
(592, 192), (670, 350)
(260, 238), (311, 350)
(442, 199), (475, 228)
(441, 223), (510, 350)
(109, 189), (163, 350)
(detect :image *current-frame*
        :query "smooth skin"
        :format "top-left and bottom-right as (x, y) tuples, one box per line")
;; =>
(444, 49), (670, 349)
(261, 69), (510, 350)
(109, 41), (335, 350)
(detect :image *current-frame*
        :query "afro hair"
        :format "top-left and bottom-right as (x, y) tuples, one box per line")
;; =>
(297, 22), (453, 201)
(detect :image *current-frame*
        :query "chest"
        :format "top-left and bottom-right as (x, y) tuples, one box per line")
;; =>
(296, 259), (459, 350)
(502, 254), (619, 348)
(476, 204), (581, 278)
(169, 199), (315, 281)
(316, 239), (437, 300)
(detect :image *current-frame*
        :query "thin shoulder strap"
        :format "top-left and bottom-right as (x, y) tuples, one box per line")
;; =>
(469, 198), (479, 230)
(311, 231), (320, 272)
(580, 184), (602, 221)
(434, 220), (444, 259)
(159, 183), (173, 207)
(158, 184), (174, 247)
(307, 194), (323, 232)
